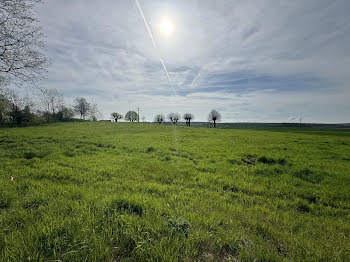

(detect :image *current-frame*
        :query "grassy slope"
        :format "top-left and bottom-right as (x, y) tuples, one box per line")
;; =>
(0, 122), (349, 261)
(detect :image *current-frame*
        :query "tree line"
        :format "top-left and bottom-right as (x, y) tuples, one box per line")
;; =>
(111, 109), (222, 127)
(0, 89), (101, 126)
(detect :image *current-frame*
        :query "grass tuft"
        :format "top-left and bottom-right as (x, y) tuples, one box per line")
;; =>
(109, 200), (144, 216)
(146, 146), (155, 153)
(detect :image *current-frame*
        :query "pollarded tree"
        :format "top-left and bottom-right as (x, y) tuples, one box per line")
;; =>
(73, 97), (90, 119)
(208, 109), (221, 128)
(111, 112), (123, 122)
(155, 114), (165, 124)
(183, 113), (194, 126)
(168, 112), (180, 125)
(125, 110), (138, 122)
(0, 0), (49, 87)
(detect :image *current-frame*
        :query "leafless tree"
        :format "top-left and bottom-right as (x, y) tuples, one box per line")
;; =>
(183, 113), (194, 126)
(89, 103), (102, 121)
(168, 112), (180, 125)
(0, 87), (11, 122)
(73, 97), (90, 119)
(125, 110), (138, 122)
(0, 93), (10, 123)
(39, 88), (63, 121)
(0, 0), (49, 87)
(141, 115), (146, 122)
(111, 112), (123, 122)
(208, 109), (221, 128)
(155, 114), (165, 124)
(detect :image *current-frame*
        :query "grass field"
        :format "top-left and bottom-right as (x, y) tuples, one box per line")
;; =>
(0, 122), (349, 261)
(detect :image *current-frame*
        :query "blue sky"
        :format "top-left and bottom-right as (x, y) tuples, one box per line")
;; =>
(38, 0), (350, 123)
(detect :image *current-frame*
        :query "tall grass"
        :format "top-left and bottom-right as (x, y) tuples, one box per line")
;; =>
(0, 122), (349, 261)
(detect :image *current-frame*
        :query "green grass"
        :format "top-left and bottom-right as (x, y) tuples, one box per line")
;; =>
(0, 122), (349, 261)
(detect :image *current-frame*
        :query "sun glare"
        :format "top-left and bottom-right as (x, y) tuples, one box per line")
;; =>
(159, 17), (174, 36)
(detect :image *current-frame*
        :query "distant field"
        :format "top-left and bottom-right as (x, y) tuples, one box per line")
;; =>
(0, 123), (349, 261)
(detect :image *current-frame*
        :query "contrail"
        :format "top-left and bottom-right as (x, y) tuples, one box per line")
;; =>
(159, 58), (177, 95)
(135, 0), (156, 49)
(135, 0), (176, 96)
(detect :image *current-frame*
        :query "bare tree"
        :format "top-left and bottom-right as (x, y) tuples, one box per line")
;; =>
(89, 103), (102, 121)
(168, 112), (180, 125)
(39, 88), (63, 122)
(0, 0), (49, 87)
(111, 112), (123, 122)
(183, 113), (194, 126)
(141, 115), (146, 122)
(155, 114), (165, 124)
(73, 97), (90, 119)
(125, 110), (138, 122)
(208, 109), (221, 128)
(48, 90), (63, 115)
(0, 93), (10, 123)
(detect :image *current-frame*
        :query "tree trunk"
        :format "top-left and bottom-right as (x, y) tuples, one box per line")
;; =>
(188, 119), (191, 126)
(214, 120), (216, 128)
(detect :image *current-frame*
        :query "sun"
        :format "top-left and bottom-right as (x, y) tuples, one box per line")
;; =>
(159, 17), (174, 36)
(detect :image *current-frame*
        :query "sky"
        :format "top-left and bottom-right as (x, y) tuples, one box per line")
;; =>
(37, 0), (350, 123)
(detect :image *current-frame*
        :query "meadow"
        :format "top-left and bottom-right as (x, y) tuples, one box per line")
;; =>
(0, 122), (349, 261)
